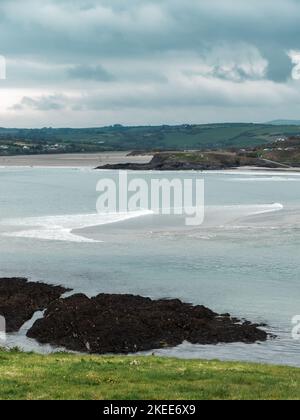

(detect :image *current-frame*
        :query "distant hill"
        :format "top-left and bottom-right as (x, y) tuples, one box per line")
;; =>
(268, 120), (300, 126)
(1, 123), (300, 155)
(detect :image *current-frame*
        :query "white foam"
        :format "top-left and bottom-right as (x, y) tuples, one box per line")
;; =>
(204, 170), (300, 176)
(1, 210), (153, 243)
(228, 177), (300, 182)
(250, 202), (284, 215)
(206, 202), (283, 215)
(202, 203), (284, 228)
(0, 204), (283, 242)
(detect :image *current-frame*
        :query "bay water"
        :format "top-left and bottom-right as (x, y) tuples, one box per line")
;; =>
(0, 167), (299, 366)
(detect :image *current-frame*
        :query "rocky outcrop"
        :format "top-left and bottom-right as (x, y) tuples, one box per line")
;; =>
(0, 278), (70, 332)
(96, 153), (223, 171)
(96, 152), (276, 171)
(27, 293), (268, 354)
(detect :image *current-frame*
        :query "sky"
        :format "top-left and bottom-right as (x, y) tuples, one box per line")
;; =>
(1, 0), (300, 127)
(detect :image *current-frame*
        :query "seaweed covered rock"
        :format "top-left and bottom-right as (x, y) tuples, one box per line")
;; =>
(0, 278), (70, 332)
(27, 293), (267, 353)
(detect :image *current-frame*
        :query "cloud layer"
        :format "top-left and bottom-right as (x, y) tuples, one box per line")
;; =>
(1, 0), (300, 126)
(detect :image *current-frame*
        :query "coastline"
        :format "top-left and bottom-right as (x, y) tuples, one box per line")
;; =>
(1, 152), (300, 172)
(0, 152), (152, 168)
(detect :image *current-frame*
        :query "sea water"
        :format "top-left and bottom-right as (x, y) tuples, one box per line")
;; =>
(0, 167), (300, 366)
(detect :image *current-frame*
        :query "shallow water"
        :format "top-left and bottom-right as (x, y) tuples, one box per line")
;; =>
(0, 167), (300, 366)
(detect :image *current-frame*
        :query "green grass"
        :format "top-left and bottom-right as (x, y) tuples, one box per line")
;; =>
(0, 350), (299, 400)
(2, 123), (300, 154)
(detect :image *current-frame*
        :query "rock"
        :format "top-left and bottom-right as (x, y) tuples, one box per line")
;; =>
(0, 278), (70, 332)
(27, 293), (268, 354)
(96, 153), (220, 171)
(96, 151), (283, 171)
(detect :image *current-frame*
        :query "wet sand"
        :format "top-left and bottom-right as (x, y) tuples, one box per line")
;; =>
(0, 153), (299, 172)
(0, 152), (152, 168)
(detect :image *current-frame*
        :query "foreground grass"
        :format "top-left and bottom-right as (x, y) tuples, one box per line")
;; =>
(0, 350), (299, 400)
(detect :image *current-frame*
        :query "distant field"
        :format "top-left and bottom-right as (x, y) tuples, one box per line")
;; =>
(1, 123), (300, 155)
(0, 351), (299, 400)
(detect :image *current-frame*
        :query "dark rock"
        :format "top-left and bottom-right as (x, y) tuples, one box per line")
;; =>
(27, 293), (268, 354)
(96, 151), (283, 171)
(0, 278), (70, 332)
(96, 153), (223, 171)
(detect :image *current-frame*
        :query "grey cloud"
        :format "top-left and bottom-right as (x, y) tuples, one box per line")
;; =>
(199, 44), (268, 82)
(264, 49), (294, 82)
(1, 1), (300, 61)
(67, 64), (114, 81)
(11, 94), (66, 111)
(12, 77), (297, 115)
(2, 0), (300, 125)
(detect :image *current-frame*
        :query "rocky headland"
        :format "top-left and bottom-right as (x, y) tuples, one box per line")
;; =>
(96, 151), (281, 171)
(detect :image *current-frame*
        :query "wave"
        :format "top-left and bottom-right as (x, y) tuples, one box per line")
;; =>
(228, 177), (300, 182)
(240, 202), (283, 215)
(206, 202), (283, 216)
(204, 170), (300, 176)
(201, 203), (284, 228)
(1, 210), (153, 243)
(0, 203), (283, 243)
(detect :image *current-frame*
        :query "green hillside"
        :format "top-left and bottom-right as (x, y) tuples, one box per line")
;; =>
(1, 123), (300, 155)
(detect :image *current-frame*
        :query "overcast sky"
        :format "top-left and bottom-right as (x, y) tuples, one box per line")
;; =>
(1, 0), (300, 127)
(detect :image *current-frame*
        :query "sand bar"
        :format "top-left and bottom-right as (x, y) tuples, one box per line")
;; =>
(0, 152), (152, 168)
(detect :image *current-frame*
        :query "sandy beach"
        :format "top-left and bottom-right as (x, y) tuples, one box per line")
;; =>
(1, 153), (300, 172)
(0, 152), (152, 168)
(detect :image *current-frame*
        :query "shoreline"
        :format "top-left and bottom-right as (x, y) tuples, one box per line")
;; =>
(228, 166), (300, 173)
(1, 152), (300, 173)
(0, 152), (152, 168)
(1, 164), (300, 175)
